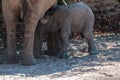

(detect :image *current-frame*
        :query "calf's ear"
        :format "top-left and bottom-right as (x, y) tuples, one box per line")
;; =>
(40, 18), (49, 24)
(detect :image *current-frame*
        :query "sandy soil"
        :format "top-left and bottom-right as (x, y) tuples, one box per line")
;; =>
(0, 35), (120, 80)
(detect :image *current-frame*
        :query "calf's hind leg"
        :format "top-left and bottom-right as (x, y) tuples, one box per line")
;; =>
(83, 32), (98, 55)
(83, 14), (98, 55)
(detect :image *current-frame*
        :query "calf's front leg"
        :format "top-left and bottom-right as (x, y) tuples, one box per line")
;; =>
(58, 25), (71, 58)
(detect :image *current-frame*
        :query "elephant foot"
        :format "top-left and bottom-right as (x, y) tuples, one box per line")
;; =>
(22, 58), (37, 66)
(33, 50), (43, 58)
(6, 56), (19, 64)
(34, 55), (40, 58)
(89, 49), (98, 55)
(45, 50), (57, 56)
(34, 53), (41, 58)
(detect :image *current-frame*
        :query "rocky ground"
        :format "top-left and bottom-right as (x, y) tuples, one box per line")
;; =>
(0, 35), (120, 80)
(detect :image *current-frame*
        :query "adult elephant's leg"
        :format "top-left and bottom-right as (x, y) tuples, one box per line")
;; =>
(56, 30), (63, 56)
(22, 12), (41, 66)
(33, 28), (41, 58)
(47, 31), (63, 56)
(33, 25), (44, 58)
(47, 32), (57, 55)
(22, 0), (57, 65)
(2, 0), (20, 63)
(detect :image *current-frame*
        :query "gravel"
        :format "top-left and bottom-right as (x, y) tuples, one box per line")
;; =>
(0, 35), (120, 80)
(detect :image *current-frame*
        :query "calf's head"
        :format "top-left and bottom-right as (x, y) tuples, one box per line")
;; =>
(40, 6), (68, 31)
(40, 6), (59, 28)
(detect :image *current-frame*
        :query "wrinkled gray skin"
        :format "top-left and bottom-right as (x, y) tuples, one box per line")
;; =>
(2, 0), (57, 66)
(40, 2), (98, 58)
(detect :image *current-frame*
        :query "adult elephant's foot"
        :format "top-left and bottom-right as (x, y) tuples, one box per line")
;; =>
(6, 55), (19, 64)
(22, 57), (37, 66)
(33, 48), (43, 58)
(33, 52), (41, 58)
(45, 50), (57, 56)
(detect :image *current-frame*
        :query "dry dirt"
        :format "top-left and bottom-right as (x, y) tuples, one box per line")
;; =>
(0, 35), (120, 80)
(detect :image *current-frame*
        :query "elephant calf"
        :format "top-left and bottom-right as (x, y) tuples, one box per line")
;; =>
(40, 2), (98, 58)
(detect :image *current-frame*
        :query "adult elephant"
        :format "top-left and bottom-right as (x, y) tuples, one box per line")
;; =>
(2, 0), (57, 66)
